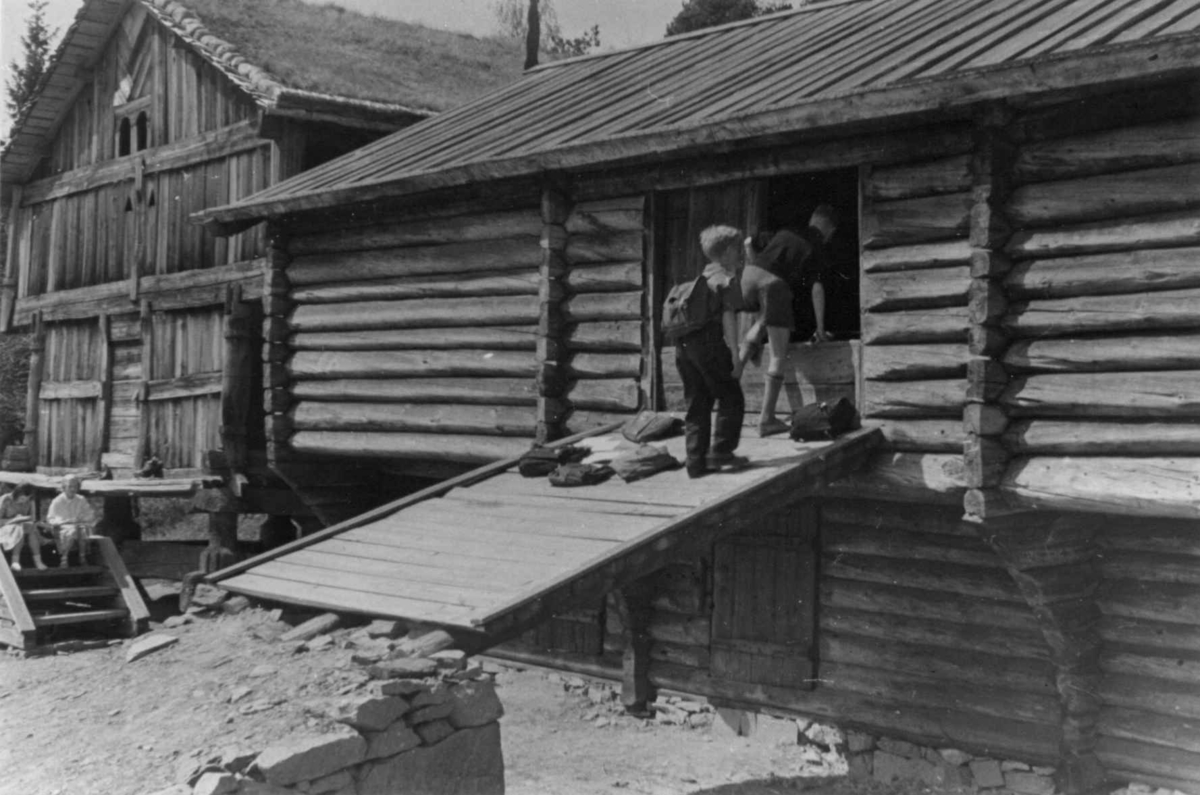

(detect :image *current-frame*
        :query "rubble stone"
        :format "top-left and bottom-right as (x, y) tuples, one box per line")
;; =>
(327, 695), (409, 732)
(254, 726), (366, 786)
(367, 658), (438, 680)
(305, 769), (354, 795)
(877, 737), (922, 759)
(358, 723), (503, 795)
(431, 649), (467, 670)
(415, 718), (456, 745)
(449, 681), (505, 729)
(370, 679), (426, 698)
(938, 748), (972, 766)
(221, 595), (252, 615)
(364, 721), (422, 761)
(803, 722), (844, 749)
(846, 731), (875, 753)
(126, 634), (179, 663)
(873, 752), (937, 785)
(146, 786), (192, 795)
(970, 759), (1005, 788)
(1005, 771), (1056, 795)
(365, 619), (404, 639)
(407, 700), (455, 725)
(409, 684), (449, 708)
(192, 771), (238, 795)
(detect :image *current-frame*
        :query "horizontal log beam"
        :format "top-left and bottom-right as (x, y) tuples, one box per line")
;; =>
(566, 352), (641, 380)
(1004, 333), (1200, 373)
(289, 295), (539, 332)
(1014, 117), (1200, 183)
(861, 306), (969, 345)
(292, 402), (535, 436)
(1007, 162), (1200, 227)
(569, 379), (641, 412)
(1003, 456), (1200, 519)
(146, 372), (223, 402)
(1006, 420), (1200, 456)
(823, 452), (967, 504)
(288, 239), (542, 286)
(1005, 246), (1200, 300)
(869, 419), (965, 452)
(1005, 287), (1200, 338)
(1006, 209), (1200, 260)
(291, 326), (538, 352)
(565, 261), (643, 293)
(862, 379), (965, 419)
(861, 343), (969, 381)
(860, 240), (972, 274)
(39, 380), (101, 400)
(291, 377), (539, 405)
(291, 270), (539, 303)
(1001, 372), (1200, 418)
(564, 203), (644, 236)
(564, 320), (642, 352)
(290, 349), (536, 380)
(1097, 736), (1200, 790)
(861, 266), (970, 312)
(565, 231), (643, 264)
(862, 191), (972, 249)
(286, 208), (542, 256)
(289, 431), (541, 464)
(865, 155), (972, 201)
(564, 292), (642, 322)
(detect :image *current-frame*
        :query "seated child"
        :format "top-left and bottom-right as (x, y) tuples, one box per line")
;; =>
(46, 474), (95, 568)
(0, 483), (47, 571)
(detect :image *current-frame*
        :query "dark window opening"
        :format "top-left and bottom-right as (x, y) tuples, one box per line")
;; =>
(136, 112), (149, 151)
(117, 117), (132, 157)
(147, 190), (156, 208)
(762, 170), (860, 341)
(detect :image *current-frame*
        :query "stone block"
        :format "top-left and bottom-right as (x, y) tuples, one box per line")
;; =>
(431, 649), (467, 670)
(368, 658), (438, 680)
(192, 771), (238, 795)
(219, 746), (258, 774)
(939, 748), (972, 766)
(712, 708), (754, 739)
(407, 700), (455, 725)
(358, 723), (503, 795)
(873, 751), (937, 785)
(415, 718), (456, 746)
(221, 595), (252, 615)
(409, 683), (449, 709)
(237, 783), (294, 795)
(364, 721), (422, 761)
(125, 634), (179, 663)
(328, 695), (410, 732)
(970, 759), (1005, 788)
(366, 619), (404, 639)
(877, 737), (922, 759)
(448, 681), (505, 729)
(847, 731), (875, 753)
(146, 787), (192, 795)
(370, 679), (425, 698)
(803, 722), (844, 749)
(255, 726), (367, 786)
(1005, 771), (1056, 795)
(847, 752), (873, 779)
(307, 769), (354, 794)
(755, 715), (800, 747)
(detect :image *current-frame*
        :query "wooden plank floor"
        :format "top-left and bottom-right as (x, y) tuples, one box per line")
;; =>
(219, 432), (847, 629)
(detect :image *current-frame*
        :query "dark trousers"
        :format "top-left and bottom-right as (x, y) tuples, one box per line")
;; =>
(675, 325), (745, 470)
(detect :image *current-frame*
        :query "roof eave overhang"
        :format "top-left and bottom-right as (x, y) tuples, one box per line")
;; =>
(196, 33), (1200, 237)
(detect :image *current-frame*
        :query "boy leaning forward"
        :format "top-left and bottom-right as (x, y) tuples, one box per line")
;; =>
(673, 225), (748, 479)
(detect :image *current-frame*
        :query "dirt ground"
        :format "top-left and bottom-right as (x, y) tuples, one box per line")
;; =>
(0, 594), (929, 795)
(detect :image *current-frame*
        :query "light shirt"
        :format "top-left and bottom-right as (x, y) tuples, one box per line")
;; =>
(47, 493), (94, 527)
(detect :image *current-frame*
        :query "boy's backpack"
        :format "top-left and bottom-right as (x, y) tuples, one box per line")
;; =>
(661, 274), (715, 342)
(788, 398), (858, 442)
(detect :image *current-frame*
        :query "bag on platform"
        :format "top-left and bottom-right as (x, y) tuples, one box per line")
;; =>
(610, 444), (682, 483)
(788, 398), (857, 442)
(517, 444), (587, 477)
(621, 411), (683, 444)
(548, 463), (614, 487)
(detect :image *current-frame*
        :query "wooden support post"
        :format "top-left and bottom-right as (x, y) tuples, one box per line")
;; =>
(1, 186), (23, 332)
(262, 229), (292, 468)
(130, 156), (146, 302)
(537, 182), (571, 443)
(964, 105), (1016, 513)
(134, 300), (152, 470)
(221, 285), (254, 497)
(96, 314), (112, 471)
(615, 577), (656, 714)
(23, 312), (45, 469)
(969, 512), (1104, 794)
(200, 506), (240, 574)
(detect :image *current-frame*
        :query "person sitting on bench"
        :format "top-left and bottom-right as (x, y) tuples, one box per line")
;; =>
(0, 484), (47, 571)
(46, 475), (95, 568)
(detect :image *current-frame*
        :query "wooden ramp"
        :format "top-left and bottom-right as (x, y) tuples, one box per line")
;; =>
(209, 428), (881, 643)
(0, 537), (150, 652)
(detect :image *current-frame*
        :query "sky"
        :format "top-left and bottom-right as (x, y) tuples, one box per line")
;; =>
(0, 0), (681, 134)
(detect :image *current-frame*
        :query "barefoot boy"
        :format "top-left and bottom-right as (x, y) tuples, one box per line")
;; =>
(46, 474), (95, 567)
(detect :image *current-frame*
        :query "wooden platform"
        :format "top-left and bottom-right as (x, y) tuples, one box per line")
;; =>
(209, 427), (881, 641)
(0, 471), (222, 497)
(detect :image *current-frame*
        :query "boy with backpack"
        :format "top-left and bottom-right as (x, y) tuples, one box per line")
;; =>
(662, 225), (748, 478)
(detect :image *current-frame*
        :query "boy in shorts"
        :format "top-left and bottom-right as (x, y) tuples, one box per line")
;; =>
(46, 474), (95, 567)
(739, 204), (837, 436)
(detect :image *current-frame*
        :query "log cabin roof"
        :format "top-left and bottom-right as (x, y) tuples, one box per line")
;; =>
(208, 428), (882, 638)
(1, 0), (524, 188)
(198, 0), (1200, 232)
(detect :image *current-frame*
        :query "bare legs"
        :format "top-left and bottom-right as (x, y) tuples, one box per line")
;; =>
(758, 325), (792, 436)
(7, 523), (47, 571)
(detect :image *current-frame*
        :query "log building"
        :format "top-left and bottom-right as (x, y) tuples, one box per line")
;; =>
(212, 0), (1200, 790)
(0, 0), (523, 546)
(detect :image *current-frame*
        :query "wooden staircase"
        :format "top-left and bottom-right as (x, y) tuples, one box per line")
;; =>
(0, 537), (150, 652)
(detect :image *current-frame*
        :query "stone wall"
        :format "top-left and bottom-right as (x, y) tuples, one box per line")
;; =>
(156, 660), (504, 795)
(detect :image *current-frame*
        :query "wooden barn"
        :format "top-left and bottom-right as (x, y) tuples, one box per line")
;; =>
(195, 0), (1200, 790)
(0, 0), (522, 548)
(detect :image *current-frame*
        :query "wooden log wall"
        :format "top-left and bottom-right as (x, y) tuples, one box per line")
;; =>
(36, 320), (103, 469)
(283, 205), (546, 464)
(1095, 514), (1200, 791)
(994, 84), (1200, 519)
(594, 498), (1059, 762)
(561, 197), (646, 434)
(857, 144), (974, 494)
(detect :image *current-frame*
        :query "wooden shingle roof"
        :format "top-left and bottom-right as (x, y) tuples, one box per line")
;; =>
(199, 0), (1200, 231)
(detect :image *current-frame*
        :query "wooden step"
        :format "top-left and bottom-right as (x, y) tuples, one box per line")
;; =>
(32, 608), (128, 627)
(23, 586), (119, 602)
(13, 566), (106, 582)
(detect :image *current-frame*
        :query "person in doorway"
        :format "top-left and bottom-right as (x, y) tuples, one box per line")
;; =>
(0, 484), (47, 571)
(673, 224), (748, 479)
(46, 474), (95, 567)
(738, 204), (837, 436)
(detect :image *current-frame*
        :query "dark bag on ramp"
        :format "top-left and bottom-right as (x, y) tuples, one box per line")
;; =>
(788, 398), (857, 442)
